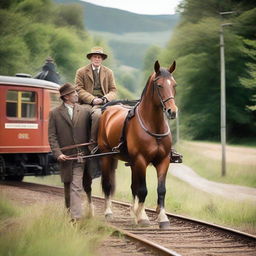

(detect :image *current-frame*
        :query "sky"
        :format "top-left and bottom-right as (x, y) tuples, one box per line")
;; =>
(81, 0), (182, 15)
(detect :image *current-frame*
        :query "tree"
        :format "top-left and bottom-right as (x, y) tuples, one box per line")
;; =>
(55, 4), (84, 30)
(0, 0), (95, 82)
(161, 0), (256, 141)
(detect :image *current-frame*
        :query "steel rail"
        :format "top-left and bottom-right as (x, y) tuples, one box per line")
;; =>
(1, 181), (256, 255)
(2, 181), (256, 241)
(0, 181), (180, 256)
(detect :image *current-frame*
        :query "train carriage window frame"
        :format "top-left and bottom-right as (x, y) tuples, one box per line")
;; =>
(6, 90), (37, 119)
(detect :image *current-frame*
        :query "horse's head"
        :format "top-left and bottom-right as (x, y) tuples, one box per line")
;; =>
(153, 60), (178, 119)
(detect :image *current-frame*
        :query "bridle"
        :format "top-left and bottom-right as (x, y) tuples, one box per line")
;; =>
(154, 76), (175, 114)
(136, 74), (176, 139)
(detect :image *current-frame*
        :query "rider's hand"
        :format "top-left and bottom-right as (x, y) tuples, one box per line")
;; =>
(58, 154), (68, 161)
(92, 98), (104, 105)
(102, 97), (107, 104)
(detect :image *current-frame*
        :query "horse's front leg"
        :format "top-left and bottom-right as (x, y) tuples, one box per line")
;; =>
(101, 156), (117, 219)
(155, 157), (170, 229)
(131, 157), (150, 226)
(83, 167), (94, 218)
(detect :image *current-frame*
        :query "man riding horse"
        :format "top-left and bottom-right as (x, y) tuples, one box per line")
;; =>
(75, 47), (117, 154)
(75, 46), (182, 162)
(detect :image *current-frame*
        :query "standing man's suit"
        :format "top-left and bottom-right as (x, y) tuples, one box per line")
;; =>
(48, 99), (90, 219)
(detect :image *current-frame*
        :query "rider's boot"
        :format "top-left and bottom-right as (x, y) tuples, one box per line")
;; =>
(170, 148), (183, 163)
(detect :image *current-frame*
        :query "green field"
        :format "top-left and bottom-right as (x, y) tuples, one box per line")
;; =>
(176, 141), (256, 187)
(25, 142), (256, 235)
(0, 194), (112, 256)
(21, 141), (256, 235)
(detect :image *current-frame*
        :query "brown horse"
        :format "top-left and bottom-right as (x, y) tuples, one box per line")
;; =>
(97, 61), (177, 228)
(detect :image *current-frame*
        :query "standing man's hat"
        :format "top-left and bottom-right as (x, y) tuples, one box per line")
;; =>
(86, 46), (108, 60)
(59, 83), (76, 97)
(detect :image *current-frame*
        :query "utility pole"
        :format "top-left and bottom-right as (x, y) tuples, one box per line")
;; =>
(219, 11), (234, 176)
(176, 112), (180, 145)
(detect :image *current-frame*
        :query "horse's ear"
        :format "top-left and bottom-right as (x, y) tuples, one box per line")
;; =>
(154, 60), (160, 74)
(169, 61), (176, 73)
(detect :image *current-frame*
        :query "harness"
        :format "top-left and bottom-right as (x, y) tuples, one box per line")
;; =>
(111, 102), (138, 154)
(59, 73), (174, 159)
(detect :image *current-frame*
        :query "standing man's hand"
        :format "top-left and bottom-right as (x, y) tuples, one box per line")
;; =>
(92, 98), (104, 105)
(58, 154), (68, 161)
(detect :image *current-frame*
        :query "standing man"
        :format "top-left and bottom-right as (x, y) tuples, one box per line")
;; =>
(48, 83), (90, 221)
(75, 46), (117, 153)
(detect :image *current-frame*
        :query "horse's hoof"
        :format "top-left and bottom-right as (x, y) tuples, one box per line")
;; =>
(138, 219), (150, 227)
(159, 221), (170, 229)
(105, 213), (113, 221)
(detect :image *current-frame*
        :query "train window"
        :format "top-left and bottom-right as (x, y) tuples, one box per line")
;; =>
(6, 90), (36, 118)
(50, 92), (60, 110)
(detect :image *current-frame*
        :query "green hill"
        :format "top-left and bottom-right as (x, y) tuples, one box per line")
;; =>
(82, 2), (179, 34)
(54, 0), (179, 68)
(55, 0), (179, 33)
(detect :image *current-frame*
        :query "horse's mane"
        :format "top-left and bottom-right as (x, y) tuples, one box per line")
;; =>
(140, 73), (155, 98)
(101, 68), (172, 112)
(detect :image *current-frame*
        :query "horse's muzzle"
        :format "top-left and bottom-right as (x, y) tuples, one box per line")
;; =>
(166, 109), (176, 119)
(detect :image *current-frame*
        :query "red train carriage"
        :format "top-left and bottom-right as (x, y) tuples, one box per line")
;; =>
(0, 75), (60, 181)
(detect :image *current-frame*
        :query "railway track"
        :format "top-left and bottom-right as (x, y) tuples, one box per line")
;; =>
(1, 181), (256, 256)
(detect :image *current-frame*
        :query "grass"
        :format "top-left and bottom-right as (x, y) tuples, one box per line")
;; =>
(0, 195), (20, 220)
(113, 164), (256, 234)
(176, 141), (256, 187)
(0, 194), (113, 256)
(25, 159), (256, 235)
(24, 141), (256, 234)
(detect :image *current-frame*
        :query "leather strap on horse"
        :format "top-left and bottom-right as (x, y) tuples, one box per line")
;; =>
(136, 105), (170, 138)
(111, 102), (139, 154)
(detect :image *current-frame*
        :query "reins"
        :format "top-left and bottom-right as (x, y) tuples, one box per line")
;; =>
(57, 141), (119, 161)
(60, 141), (95, 151)
(134, 75), (172, 139)
(65, 151), (119, 161)
(154, 77), (174, 113)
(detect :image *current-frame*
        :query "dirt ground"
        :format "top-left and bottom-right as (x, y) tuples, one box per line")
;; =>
(169, 164), (256, 202)
(185, 141), (256, 165)
(0, 184), (62, 206)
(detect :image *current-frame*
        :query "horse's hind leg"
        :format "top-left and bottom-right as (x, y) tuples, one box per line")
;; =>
(101, 156), (117, 219)
(83, 168), (94, 218)
(155, 158), (170, 229)
(131, 159), (150, 226)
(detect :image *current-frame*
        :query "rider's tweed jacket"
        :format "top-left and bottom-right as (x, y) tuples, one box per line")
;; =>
(48, 103), (90, 183)
(75, 64), (117, 104)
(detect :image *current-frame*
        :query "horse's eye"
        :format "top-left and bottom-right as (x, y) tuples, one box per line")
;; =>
(157, 84), (163, 88)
